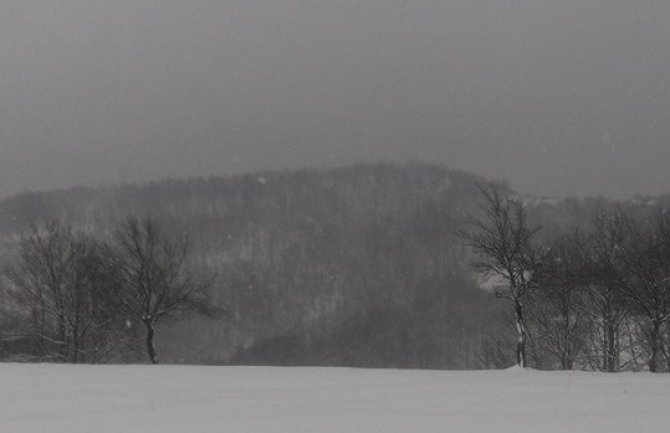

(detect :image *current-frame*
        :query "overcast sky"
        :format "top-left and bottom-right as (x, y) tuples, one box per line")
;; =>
(1, 0), (669, 199)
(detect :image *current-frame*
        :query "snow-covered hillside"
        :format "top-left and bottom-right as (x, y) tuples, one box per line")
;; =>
(1, 364), (668, 432)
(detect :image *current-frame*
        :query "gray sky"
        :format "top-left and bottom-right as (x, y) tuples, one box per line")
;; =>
(1, 0), (669, 199)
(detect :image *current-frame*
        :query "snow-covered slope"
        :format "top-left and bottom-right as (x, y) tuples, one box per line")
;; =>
(1, 364), (668, 433)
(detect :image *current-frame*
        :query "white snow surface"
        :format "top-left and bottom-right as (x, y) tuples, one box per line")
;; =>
(1, 364), (669, 433)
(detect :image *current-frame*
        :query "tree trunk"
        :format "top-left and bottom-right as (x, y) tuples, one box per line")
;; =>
(605, 319), (617, 372)
(602, 294), (618, 373)
(145, 322), (158, 364)
(515, 298), (527, 368)
(561, 308), (572, 370)
(72, 331), (79, 364)
(561, 347), (573, 370)
(648, 320), (661, 373)
(58, 314), (69, 361)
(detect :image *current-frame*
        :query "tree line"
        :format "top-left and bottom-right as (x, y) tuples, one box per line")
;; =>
(464, 184), (670, 372)
(0, 216), (219, 364)
(5, 164), (666, 370)
(0, 164), (503, 368)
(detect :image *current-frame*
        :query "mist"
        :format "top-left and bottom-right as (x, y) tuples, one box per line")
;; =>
(1, 0), (669, 199)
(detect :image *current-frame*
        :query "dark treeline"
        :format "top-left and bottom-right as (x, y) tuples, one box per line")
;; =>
(464, 184), (670, 372)
(0, 163), (668, 370)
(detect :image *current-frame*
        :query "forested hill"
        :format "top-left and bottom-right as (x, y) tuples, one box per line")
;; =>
(0, 163), (623, 368)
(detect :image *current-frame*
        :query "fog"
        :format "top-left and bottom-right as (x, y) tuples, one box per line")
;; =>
(1, 0), (669, 199)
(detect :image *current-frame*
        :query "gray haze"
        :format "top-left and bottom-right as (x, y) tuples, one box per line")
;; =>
(1, 0), (669, 199)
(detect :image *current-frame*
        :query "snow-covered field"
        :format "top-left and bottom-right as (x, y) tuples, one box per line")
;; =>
(1, 364), (669, 433)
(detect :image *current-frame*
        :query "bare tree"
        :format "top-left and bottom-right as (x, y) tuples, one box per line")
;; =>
(580, 206), (632, 372)
(621, 211), (670, 372)
(109, 216), (218, 364)
(530, 231), (589, 370)
(4, 221), (127, 362)
(461, 184), (540, 367)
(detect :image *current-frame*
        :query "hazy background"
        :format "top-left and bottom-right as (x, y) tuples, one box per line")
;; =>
(1, 0), (669, 199)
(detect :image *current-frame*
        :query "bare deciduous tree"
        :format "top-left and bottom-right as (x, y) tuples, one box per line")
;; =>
(109, 216), (219, 364)
(530, 231), (590, 370)
(621, 211), (670, 372)
(461, 184), (540, 367)
(4, 221), (127, 362)
(580, 206), (632, 372)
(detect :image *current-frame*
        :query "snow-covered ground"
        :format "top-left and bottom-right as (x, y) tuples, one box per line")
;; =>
(1, 364), (669, 433)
